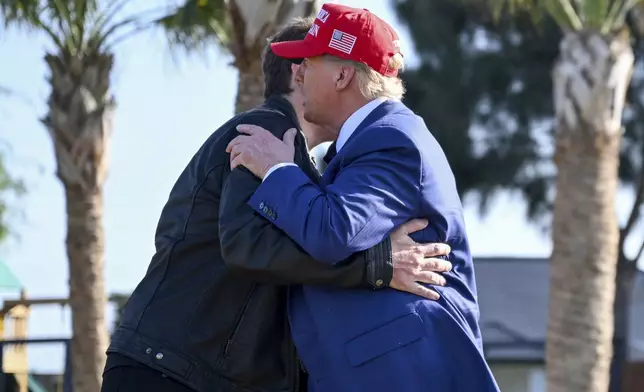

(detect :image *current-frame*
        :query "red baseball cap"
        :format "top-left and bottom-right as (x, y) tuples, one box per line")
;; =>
(270, 3), (403, 77)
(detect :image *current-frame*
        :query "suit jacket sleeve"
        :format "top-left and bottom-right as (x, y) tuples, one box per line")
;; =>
(218, 119), (393, 287)
(248, 126), (421, 264)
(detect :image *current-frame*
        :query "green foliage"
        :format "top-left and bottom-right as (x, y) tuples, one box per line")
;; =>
(109, 292), (130, 330)
(396, 0), (558, 219)
(0, 89), (25, 244)
(0, 151), (25, 244)
(0, 0), (176, 54)
(156, 0), (229, 52)
(485, 0), (642, 32)
(394, 0), (644, 224)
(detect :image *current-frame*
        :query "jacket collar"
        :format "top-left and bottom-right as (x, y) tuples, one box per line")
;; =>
(336, 98), (388, 153)
(340, 99), (408, 150)
(263, 95), (301, 130)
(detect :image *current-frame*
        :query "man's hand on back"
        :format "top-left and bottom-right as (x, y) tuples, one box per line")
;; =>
(388, 219), (452, 300)
(227, 124), (296, 178)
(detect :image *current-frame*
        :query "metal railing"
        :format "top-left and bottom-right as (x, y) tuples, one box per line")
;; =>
(0, 338), (72, 392)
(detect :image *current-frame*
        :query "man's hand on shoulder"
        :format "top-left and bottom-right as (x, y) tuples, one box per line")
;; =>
(226, 124), (297, 178)
(389, 219), (452, 300)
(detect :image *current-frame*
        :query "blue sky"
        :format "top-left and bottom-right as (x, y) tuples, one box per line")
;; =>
(0, 0), (641, 374)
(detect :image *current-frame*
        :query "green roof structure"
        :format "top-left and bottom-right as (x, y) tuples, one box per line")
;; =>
(0, 259), (22, 291)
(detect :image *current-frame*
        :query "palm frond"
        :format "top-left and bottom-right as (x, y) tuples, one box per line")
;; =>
(0, 0), (41, 28)
(0, 0), (97, 52)
(602, 0), (642, 31)
(156, 0), (230, 52)
(486, 0), (644, 32)
(0, 0), (67, 49)
(580, 0), (609, 28)
(0, 0), (172, 54)
(487, 0), (583, 29)
(91, 2), (175, 52)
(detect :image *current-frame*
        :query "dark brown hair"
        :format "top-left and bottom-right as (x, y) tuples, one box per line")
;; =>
(262, 17), (313, 99)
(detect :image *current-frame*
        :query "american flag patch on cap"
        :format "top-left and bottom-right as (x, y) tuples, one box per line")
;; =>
(328, 29), (357, 54)
(317, 8), (329, 23)
(309, 23), (319, 37)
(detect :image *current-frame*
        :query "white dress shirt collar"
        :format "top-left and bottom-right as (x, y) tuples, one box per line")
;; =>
(336, 98), (387, 152)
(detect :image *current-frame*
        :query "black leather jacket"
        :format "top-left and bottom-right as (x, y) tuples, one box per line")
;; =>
(107, 96), (394, 392)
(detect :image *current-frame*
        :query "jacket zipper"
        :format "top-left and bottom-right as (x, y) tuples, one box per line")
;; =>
(223, 284), (257, 357)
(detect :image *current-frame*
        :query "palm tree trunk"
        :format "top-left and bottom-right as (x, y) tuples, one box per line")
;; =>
(43, 52), (114, 392)
(547, 31), (633, 392)
(65, 185), (108, 391)
(235, 56), (264, 114)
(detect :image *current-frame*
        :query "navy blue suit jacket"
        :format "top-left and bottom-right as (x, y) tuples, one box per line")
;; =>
(250, 100), (499, 392)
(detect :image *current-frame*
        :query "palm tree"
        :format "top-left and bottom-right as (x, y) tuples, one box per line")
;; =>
(1, 1), (319, 390)
(159, 0), (320, 114)
(482, 1), (639, 391)
(0, 1), (172, 390)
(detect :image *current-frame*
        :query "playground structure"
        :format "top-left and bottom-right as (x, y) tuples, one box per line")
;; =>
(0, 288), (128, 392)
(0, 290), (72, 392)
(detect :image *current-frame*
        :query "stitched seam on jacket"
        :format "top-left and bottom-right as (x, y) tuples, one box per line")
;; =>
(135, 164), (224, 331)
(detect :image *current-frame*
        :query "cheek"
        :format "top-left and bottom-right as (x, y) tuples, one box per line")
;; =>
(304, 74), (329, 104)
(302, 77), (316, 103)
(302, 71), (314, 90)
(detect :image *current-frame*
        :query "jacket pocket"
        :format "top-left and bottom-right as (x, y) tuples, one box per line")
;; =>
(344, 312), (424, 367)
(223, 284), (257, 357)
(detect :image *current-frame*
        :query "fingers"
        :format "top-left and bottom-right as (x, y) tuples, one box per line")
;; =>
(390, 219), (428, 247)
(413, 285), (441, 301)
(391, 279), (440, 300)
(229, 149), (241, 164)
(282, 128), (297, 146)
(418, 243), (451, 257)
(411, 270), (447, 286)
(227, 140), (249, 166)
(418, 257), (452, 272)
(398, 218), (429, 236)
(230, 151), (245, 169)
(226, 135), (249, 153)
(236, 124), (265, 135)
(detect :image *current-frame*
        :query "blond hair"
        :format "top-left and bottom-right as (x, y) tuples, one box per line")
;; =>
(325, 54), (406, 100)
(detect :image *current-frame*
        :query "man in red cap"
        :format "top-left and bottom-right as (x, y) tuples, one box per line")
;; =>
(228, 3), (500, 392)
(102, 17), (455, 392)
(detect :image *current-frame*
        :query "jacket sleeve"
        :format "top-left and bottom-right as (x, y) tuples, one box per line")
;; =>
(248, 127), (421, 264)
(218, 125), (393, 288)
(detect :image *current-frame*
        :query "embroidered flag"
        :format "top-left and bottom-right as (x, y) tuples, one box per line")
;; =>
(317, 8), (330, 23)
(309, 23), (319, 37)
(328, 29), (357, 54)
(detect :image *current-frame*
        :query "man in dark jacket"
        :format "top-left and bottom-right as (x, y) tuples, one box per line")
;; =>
(101, 18), (452, 392)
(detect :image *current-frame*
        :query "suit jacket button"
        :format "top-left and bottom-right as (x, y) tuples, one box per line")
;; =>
(375, 279), (384, 287)
(259, 202), (265, 209)
(263, 206), (269, 214)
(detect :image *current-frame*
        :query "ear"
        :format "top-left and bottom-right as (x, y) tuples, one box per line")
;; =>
(334, 65), (356, 91)
(292, 63), (304, 86)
